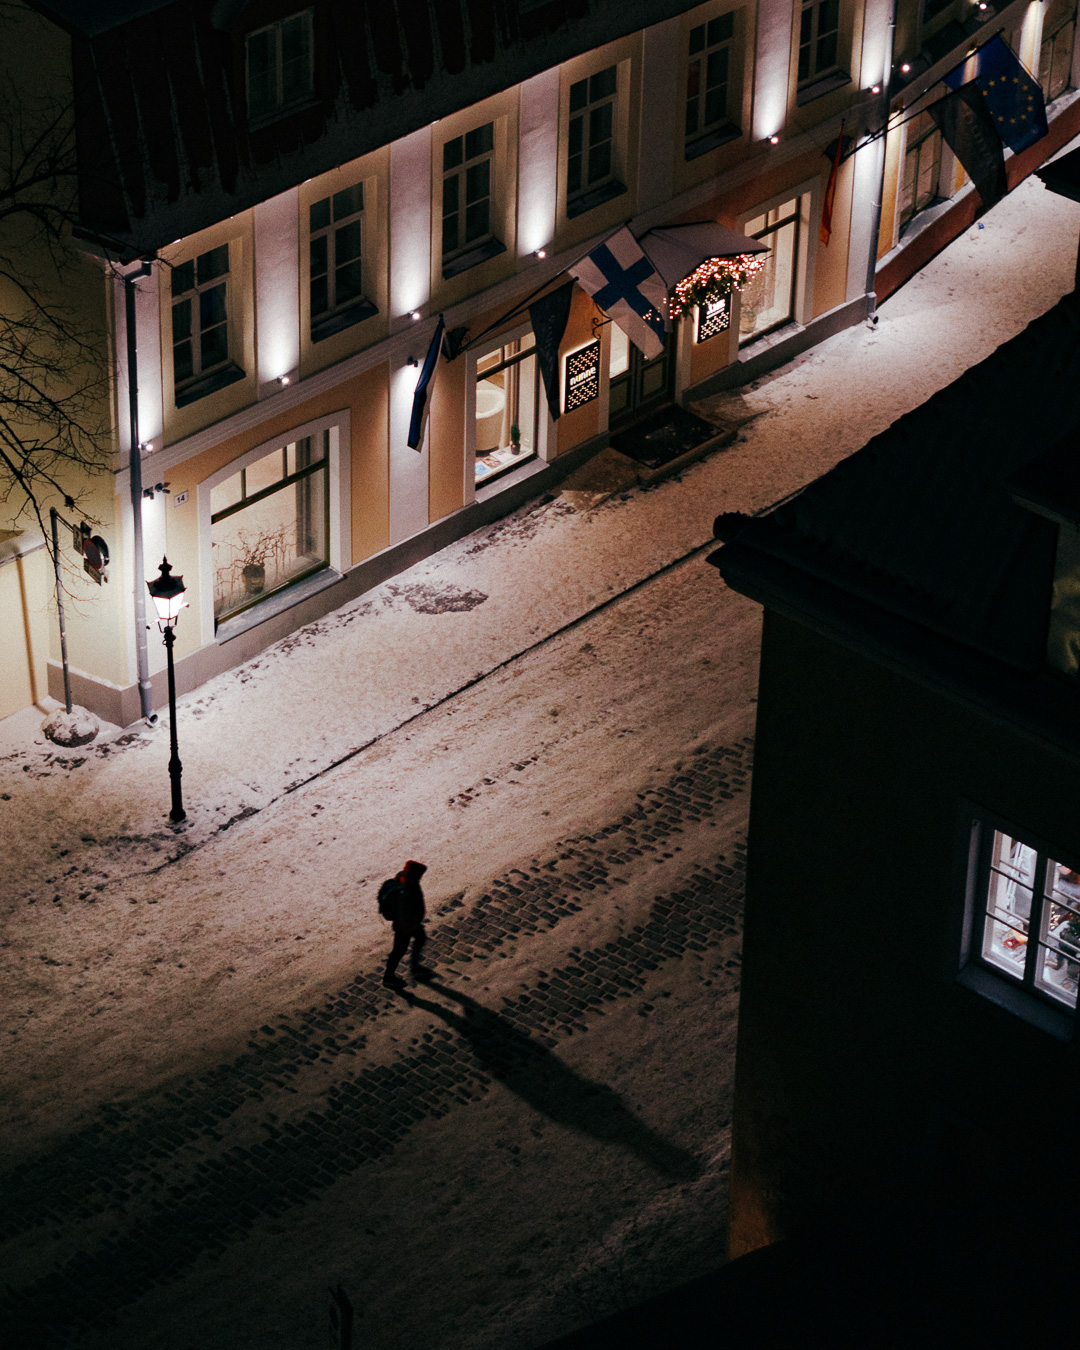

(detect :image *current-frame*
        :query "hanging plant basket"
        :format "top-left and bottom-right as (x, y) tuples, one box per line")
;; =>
(669, 253), (767, 319)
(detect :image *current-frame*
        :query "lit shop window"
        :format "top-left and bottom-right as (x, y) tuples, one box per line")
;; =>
(899, 109), (942, 227)
(210, 434), (328, 623)
(474, 335), (539, 487)
(739, 199), (800, 343)
(442, 122), (504, 278)
(975, 828), (1080, 1012)
(566, 66), (625, 217)
(171, 244), (243, 407)
(246, 9), (314, 123)
(309, 183), (376, 341)
(1040, 0), (1076, 103)
(685, 12), (739, 158)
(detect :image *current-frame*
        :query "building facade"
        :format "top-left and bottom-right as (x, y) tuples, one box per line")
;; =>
(3, 0), (1079, 725)
(710, 292), (1080, 1306)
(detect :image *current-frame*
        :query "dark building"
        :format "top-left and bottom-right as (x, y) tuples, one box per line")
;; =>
(709, 288), (1080, 1340)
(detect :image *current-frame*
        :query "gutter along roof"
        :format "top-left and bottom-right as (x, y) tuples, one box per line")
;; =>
(59, 0), (695, 254)
(710, 293), (1080, 676)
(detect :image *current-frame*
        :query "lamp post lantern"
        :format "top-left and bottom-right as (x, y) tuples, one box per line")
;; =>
(147, 556), (188, 823)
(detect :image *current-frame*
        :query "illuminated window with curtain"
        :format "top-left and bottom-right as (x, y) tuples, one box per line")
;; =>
(1040, 0), (1076, 103)
(739, 199), (801, 343)
(308, 182), (376, 341)
(685, 11), (740, 159)
(899, 109), (943, 228)
(210, 434), (329, 624)
(474, 336), (540, 486)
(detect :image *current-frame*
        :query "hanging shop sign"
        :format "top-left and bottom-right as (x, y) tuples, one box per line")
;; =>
(563, 340), (601, 413)
(695, 293), (731, 343)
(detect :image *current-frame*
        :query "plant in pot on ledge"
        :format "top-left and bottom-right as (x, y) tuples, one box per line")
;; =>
(232, 524), (291, 601)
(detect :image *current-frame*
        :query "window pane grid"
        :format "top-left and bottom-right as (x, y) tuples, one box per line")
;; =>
(442, 122), (495, 259)
(686, 13), (735, 143)
(172, 246), (230, 387)
(309, 184), (364, 320)
(978, 831), (1079, 1011)
(799, 0), (840, 83)
(568, 66), (617, 200)
(246, 9), (313, 122)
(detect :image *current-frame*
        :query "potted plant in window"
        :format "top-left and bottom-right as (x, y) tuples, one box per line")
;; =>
(510, 421), (521, 455)
(236, 525), (290, 596)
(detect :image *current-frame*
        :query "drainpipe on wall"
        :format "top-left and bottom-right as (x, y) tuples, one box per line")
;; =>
(122, 260), (156, 723)
(865, 0), (898, 326)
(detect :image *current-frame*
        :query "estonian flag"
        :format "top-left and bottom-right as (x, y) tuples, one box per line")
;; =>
(528, 280), (574, 423)
(568, 226), (667, 359)
(407, 314), (445, 451)
(929, 84), (1007, 209)
(944, 35), (1047, 154)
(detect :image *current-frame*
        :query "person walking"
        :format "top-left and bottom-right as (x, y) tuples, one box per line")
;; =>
(381, 860), (433, 989)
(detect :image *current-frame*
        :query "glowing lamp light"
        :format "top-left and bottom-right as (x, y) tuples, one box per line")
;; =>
(410, 310), (422, 321)
(536, 248), (547, 259)
(769, 134), (780, 145)
(147, 556), (187, 629)
(900, 62), (911, 73)
(139, 441), (154, 452)
(276, 374), (290, 386)
(871, 84), (882, 94)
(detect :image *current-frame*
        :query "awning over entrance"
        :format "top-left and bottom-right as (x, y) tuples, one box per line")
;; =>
(637, 223), (769, 289)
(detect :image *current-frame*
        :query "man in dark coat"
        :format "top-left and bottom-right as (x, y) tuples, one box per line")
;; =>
(383, 860), (432, 988)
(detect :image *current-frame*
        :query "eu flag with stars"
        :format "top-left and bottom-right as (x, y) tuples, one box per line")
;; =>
(944, 35), (1047, 154)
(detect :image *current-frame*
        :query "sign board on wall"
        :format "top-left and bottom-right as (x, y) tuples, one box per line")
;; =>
(563, 340), (601, 412)
(695, 294), (731, 343)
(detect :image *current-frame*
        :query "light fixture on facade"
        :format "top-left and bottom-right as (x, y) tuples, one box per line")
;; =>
(410, 310), (422, 321)
(871, 84), (882, 94)
(139, 440), (154, 452)
(900, 62), (911, 73)
(768, 134), (780, 145)
(535, 248), (547, 259)
(276, 374), (290, 386)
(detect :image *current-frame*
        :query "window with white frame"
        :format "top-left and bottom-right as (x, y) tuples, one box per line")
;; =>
(566, 65), (624, 217)
(685, 12), (739, 158)
(739, 198), (802, 342)
(442, 122), (504, 278)
(210, 432), (329, 624)
(171, 244), (243, 406)
(798, 0), (846, 99)
(1040, 0), (1077, 103)
(474, 334), (540, 487)
(246, 9), (314, 123)
(899, 109), (943, 227)
(308, 182), (375, 341)
(969, 822), (1080, 1015)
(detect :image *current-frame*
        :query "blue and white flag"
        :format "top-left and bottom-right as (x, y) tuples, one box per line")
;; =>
(568, 226), (667, 359)
(407, 314), (445, 450)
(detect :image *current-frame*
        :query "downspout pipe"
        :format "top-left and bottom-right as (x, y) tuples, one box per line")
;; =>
(122, 260), (155, 722)
(865, 0), (898, 325)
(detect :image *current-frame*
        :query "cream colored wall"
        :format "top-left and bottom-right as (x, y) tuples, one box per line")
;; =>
(429, 352), (468, 522)
(812, 151), (854, 314)
(0, 546), (50, 718)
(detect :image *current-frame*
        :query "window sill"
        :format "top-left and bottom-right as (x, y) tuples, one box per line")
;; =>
(215, 567), (341, 643)
(796, 70), (851, 106)
(311, 298), (378, 343)
(175, 362), (246, 408)
(442, 237), (506, 280)
(246, 94), (320, 132)
(956, 963), (1074, 1041)
(685, 123), (741, 161)
(566, 179), (627, 219)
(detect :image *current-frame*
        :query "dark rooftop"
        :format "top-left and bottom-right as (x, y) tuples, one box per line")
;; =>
(711, 292), (1080, 674)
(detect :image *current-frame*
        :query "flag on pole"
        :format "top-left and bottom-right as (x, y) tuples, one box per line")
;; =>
(528, 280), (574, 423)
(944, 35), (1047, 154)
(929, 85), (1007, 208)
(820, 122), (845, 246)
(407, 314), (445, 450)
(568, 226), (667, 359)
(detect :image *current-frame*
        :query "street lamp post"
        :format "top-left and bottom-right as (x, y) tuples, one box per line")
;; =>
(147, 557), (188, 823)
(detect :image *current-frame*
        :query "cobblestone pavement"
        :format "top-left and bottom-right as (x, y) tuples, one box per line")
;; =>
(0, 739), (749, 1348)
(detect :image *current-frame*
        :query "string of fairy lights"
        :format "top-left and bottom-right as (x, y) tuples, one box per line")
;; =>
(668, 253), (766, 319)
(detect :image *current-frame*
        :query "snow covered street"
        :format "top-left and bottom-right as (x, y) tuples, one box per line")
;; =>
(2, 166), (1079, 1348)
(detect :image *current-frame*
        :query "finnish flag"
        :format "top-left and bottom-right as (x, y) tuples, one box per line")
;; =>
(568, 226), (668, 359)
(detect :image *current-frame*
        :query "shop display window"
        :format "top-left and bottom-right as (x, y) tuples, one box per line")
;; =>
(210, 433), (329, 623)
(474, 335), (540, 487)
(740, 199), (799, 343)
(977, 828), (1080, 1011)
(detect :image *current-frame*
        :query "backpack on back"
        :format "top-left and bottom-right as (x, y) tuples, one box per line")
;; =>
(377, 877), (402, 920)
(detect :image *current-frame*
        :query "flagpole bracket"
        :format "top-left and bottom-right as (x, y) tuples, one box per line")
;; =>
(591, 316), (612, 336)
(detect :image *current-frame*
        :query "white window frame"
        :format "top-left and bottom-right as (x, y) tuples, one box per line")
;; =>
(441, 120), (497, 269)
(245, 9), (315, 125)
(684, 7), (740, 157)
(464, 319), (550, 505)
(196, 410), (351, 645)
(170, 243), (243, 406)
(307, 180), (376, 341)
(734, 178), (818, 354)
(565, 62), (625, 216)
(959, 811), (1080, 1040)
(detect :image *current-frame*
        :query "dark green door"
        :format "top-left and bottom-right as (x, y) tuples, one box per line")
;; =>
(608, 325), (675, 427)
